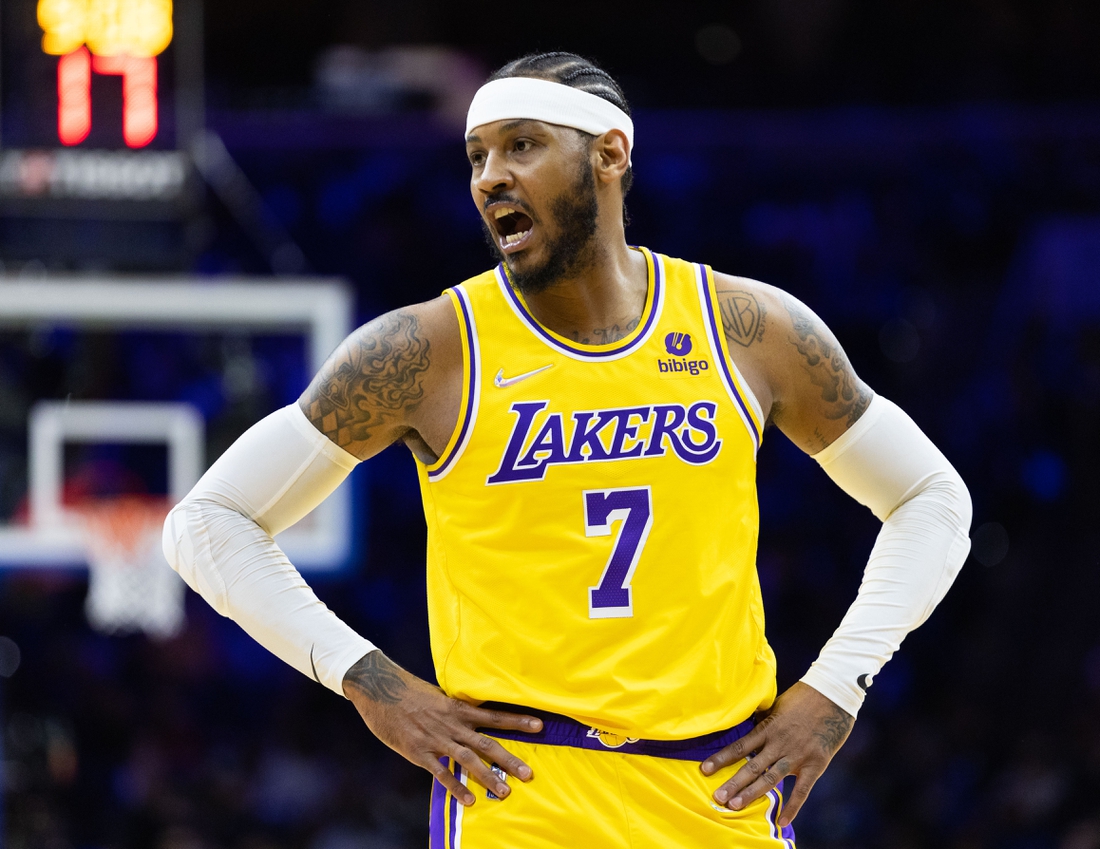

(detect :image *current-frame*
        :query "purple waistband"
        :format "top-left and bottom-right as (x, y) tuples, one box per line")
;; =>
(476, 702), (754, 762)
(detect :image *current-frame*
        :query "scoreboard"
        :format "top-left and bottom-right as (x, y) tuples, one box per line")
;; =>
(37, 0), (173, 148)
(0, 0), (201, 212)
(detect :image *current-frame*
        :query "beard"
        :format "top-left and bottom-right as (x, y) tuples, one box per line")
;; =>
(482, 158), (600, 296)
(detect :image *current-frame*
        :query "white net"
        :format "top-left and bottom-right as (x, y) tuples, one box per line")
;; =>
(76, 496), (185, 639)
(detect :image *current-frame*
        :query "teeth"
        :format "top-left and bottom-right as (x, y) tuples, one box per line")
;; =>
(504, 230), (530, 245)
(494, 208), (514, 219)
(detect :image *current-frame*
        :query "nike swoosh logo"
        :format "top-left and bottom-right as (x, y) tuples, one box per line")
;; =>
(494, 364), (553, 388)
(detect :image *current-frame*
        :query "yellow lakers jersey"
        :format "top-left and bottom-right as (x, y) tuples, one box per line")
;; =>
(415, 247), (777, 739)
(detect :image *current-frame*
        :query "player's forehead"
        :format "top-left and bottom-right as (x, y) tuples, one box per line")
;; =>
(465, 118), (563, 146)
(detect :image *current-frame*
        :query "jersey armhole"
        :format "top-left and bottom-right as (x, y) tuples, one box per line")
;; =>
(694, 264), (765, 452)
(424, 285), (480, 481)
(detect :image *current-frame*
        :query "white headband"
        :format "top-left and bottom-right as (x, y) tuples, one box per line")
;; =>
(465, 77), (634, 161)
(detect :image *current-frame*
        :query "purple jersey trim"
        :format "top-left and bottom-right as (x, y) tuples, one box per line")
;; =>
(449, 762), (462, 848)
(428, 286), (478, 480)
(768, 776), (798, 847)
(495, 248), (663, 359)
(477, 702), (753, 762)
(697, 263), (762, 449)
(429, 758), (448, 849)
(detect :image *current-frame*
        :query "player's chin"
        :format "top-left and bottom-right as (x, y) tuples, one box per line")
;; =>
(507, 251), (554, 292)
(503, 245), (536, 271)
(500, 242), (539, 277)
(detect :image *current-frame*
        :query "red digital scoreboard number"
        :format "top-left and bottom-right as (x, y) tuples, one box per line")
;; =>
(57, 49), (157, 147)
(38, 0), (172, 148)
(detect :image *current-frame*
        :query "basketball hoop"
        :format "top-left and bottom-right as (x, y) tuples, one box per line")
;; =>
(74, 495), (185, 639)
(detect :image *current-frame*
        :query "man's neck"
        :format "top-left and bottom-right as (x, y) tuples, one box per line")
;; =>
(521, 240), (649, 345)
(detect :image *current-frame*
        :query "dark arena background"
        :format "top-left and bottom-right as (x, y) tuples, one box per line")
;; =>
(2, 2), (1100, 847)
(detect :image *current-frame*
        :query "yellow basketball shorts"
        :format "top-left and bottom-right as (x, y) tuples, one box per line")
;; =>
(429, 708), (797, 848)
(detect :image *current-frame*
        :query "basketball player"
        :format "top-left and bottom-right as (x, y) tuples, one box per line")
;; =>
(163, 53), (972, 846)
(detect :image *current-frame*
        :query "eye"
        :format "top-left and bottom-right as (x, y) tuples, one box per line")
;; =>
(513, 139), (534, 153)
(467, 150), (485, 167)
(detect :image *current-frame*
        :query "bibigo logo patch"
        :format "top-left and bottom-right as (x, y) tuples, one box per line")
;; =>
(659, 330), (709, 377)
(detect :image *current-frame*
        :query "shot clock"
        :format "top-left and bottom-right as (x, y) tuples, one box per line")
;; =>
(39, 0), (174, 149)
(0, 0), (201, 210)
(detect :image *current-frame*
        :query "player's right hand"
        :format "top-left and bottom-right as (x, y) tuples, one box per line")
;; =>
(342, 649), (542, 805)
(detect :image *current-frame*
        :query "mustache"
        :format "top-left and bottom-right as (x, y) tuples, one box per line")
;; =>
(482, 194), (534, 217)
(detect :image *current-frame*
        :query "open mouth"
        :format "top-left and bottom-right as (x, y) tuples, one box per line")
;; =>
(490, 206), (534, 251)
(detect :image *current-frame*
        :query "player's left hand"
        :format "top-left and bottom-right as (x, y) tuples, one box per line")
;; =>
(700, 681), (853, 828)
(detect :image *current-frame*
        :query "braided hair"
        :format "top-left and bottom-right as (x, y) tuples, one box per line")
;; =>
(488, 52), (634, 210)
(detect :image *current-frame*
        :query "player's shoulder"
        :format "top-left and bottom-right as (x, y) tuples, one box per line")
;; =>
(711, 270), (784, 309)
(710, 268), (872, 450)
(331, 294), (461, 389)
(706, 270), (793, 353)
(709, 270), (828, 348)
(365, 263), (503, 361)
(404, 292), (462, 331)
(358, 293), (455, 337)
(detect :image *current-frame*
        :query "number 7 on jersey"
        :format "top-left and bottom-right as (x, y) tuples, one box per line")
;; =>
(584, 486), (653, 619)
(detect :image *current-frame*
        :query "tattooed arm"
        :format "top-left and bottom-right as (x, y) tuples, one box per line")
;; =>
(299, 296), (461, 464)
(713, 274), (871, 453)
(772, 292), (872, 452)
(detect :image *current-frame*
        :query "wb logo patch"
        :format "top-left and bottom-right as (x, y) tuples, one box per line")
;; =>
(664, 331), (693, 356)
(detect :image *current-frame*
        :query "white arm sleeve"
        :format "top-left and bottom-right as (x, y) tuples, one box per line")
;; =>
(799, 395), (972, 717)
(162, 403), (377, 696)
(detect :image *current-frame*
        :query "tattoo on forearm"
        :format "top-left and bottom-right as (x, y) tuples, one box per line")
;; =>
(813, 704), (854, 753)
(783, 297), (871, 426)
(570, 316), (640, 345)
(303, 310), (430, 447)
(343, 651), (407, 704)
(718, 291), (766, 348)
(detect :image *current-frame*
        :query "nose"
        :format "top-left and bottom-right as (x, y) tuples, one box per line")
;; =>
(474, 149), (513, 197)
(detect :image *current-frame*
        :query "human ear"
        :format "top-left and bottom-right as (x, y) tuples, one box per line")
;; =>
(594, 130), (630, 184)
